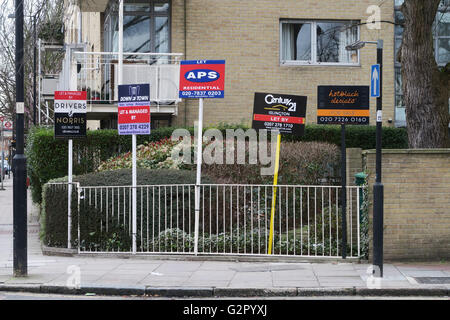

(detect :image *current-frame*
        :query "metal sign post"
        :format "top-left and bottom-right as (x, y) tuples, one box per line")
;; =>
(340, 124), (347, 258)
(68, 139), (72, 248)
(194, 98), (204, 255)
(251, 92), (308, 254)
(117, 83), (151, 254)
(179, 60), (226, 255)
(373, 40), (384, 277)
(54, 90), (87, 249)
(317, 85), (370, 259)
(132, 134), (137, 254)
(267, 133), (281, 255)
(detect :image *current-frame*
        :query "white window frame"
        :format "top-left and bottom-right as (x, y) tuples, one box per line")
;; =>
(279, 19), (360, 67)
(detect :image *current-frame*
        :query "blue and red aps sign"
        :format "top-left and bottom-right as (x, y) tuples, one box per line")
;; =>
(179, 60), (225, 99)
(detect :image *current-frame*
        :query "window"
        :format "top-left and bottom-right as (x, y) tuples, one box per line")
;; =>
(104, 0), (171, 53)
(280, 20), (359, 65)
(435, 11), (450, 65)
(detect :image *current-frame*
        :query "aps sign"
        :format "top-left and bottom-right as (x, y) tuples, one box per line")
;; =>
(179, 60), (225, 99)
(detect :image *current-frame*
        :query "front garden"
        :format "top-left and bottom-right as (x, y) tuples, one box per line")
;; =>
(28, 124), (396, 259)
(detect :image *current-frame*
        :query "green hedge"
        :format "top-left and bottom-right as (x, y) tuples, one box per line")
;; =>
(286, 124), (408, 149)
(26, 124), (244, 204)
(27, 124), (407, 204)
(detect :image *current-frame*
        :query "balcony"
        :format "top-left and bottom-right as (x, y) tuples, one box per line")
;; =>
(56, 48), (183, 116)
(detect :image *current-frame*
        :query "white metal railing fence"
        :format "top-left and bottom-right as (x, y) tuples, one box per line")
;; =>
(72, 52), (183, 103)
(45, 182), (365, 258)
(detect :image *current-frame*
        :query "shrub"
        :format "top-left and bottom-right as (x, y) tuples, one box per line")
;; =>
(287, 124), (409, 150)
(28, 124), (407, 204)
(97, 138), (184, 172)
(150, 228), (194, 253)
(204, 141), (340, 185)
(26, 124), (244, 204)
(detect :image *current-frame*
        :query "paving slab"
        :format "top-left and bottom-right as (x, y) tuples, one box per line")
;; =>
(141, 279), (189, 286)
(153, 261), (203, 273)
(198, 261), (239, 271)
(273, 280), (319, 287)
(46, 273), (104, 285)
(183, 280), (230, 287)
(272, 270), (316, 281)
(113, 263), (162, 270)
(399, 270), (448, 277)
(318, 275), (364, 282)
(189, 270), (236, 281)
(314, 270), (361, 277)
(230, 263), (311, 273)
(5, 274), (61, 284)
(365, 280), (416, 288)
(311, 263), (356, 270)
(139, 274), (191, 286)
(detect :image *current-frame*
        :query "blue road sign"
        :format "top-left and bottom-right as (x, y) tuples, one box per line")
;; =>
(371, 64), (380, 98)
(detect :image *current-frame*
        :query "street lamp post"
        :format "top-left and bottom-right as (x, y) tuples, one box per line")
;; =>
(33, 16), (37, 126)
(346, 39), (384, 277)
(13, 0), (28, 277)
(373, 40), (384, 277)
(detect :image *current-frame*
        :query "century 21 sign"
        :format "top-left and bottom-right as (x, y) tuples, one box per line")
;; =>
(252, 92), (307, 136)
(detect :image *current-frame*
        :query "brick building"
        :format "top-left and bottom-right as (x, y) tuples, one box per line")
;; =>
(45, 0), (448, 129)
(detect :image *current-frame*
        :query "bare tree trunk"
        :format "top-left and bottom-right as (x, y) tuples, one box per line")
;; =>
(400, 0), (450, 148)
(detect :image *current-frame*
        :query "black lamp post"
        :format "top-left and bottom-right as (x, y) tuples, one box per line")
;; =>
(346, 39), (384, 277)
(13, 0), (28, 277)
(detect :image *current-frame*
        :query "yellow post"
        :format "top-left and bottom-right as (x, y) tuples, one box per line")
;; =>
(268, 133), (281, 255)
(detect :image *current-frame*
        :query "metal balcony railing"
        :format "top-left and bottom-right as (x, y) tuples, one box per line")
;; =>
(72, 51), (183, 105)
(56, 49), (183, 106)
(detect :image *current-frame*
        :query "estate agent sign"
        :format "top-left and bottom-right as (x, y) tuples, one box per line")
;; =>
(118, 83), (151, 135)
(317, 86), (370, 125)
(252, 92), (307, 136)
(54, 91), (87, 138)
(179, 60), (225, 99)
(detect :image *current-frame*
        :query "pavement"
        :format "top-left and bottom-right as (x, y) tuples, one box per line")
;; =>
(0, 177), (449, 298)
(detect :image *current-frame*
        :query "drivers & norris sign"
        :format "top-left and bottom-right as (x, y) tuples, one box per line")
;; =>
(54, 91), (87, 138)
